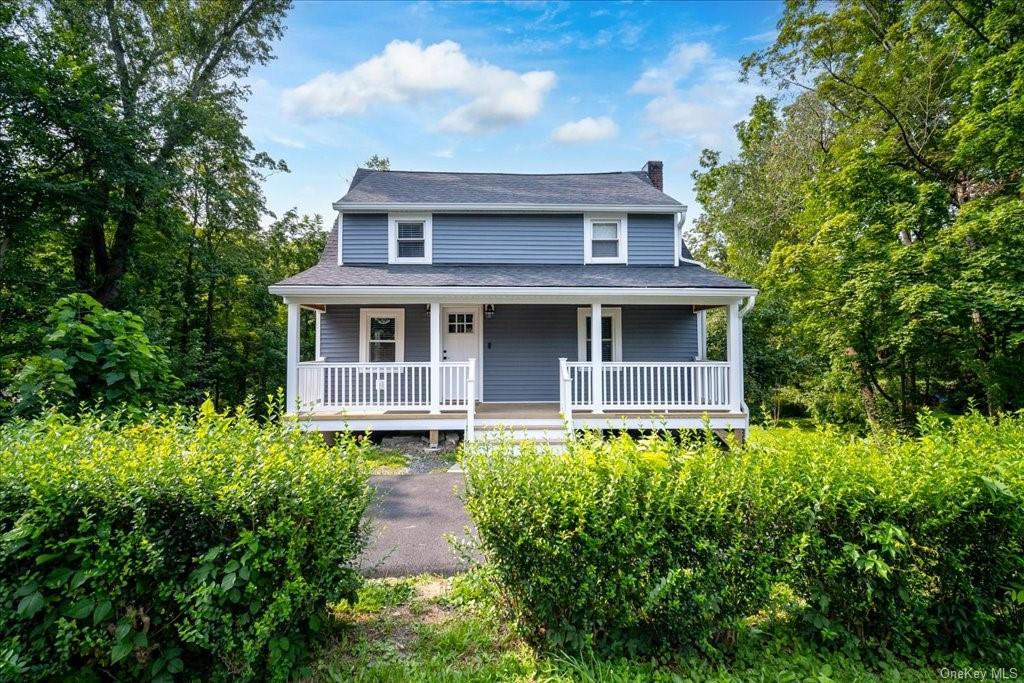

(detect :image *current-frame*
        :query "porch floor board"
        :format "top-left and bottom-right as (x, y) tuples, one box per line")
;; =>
(299, 401), (743, 422)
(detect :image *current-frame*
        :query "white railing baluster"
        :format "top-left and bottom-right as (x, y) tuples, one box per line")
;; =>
(561, 361), (732, 411)
(296, 361), (472, 413)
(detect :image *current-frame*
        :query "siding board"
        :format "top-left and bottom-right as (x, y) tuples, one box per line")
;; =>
(433, 214), (583, 264)
(341, 213), (388, 264)
(320, 304), (429, 362)
(627, 213), (675, 265)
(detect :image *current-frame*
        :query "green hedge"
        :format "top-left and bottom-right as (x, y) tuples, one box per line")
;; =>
(462, 413), (1024, 659)
(0, 401), (372, 681)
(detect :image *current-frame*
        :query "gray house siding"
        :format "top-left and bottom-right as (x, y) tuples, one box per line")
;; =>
(340, 214), (388, 264)
(433, 214), (583, 264)
(622, 306), (698, 361)
(320, 304), (430, 362)
(627, 214), (675, 265)
(318, 304), (700, 403)
(482, 305), (578, 402)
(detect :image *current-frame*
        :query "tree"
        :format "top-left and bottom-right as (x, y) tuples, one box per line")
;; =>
(692, 0), (1024, 428)
(1, 0), (291, 306)
(364, 154), (391, 170)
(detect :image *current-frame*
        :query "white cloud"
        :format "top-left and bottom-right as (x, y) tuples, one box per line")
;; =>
(742, 30), (778, 43)
(432, 146), (455, 158)
(551, 116), (619, 144)
(283, 40), (557, 134)
(630, 42), (713, 95)
(267, 134), (306, 149)
(631, 42), (764, 148)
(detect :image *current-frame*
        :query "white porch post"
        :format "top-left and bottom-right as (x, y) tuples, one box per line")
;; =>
(726, 301), (744, 412)
(430, 302), (441, 414)
(466, 358), (476, 441)
(591, 303), (603, 413)
(286, 301), (300, 413)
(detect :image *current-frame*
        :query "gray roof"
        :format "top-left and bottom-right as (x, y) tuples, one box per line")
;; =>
(337, 168), (684, 207)
(275, 262), (750, 289)
(275, 228), (751, 290)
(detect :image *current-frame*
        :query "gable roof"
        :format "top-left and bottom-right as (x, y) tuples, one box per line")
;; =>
(335, 168), (684, 210)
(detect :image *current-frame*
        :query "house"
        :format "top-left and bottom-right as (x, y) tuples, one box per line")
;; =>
(269, 161), (756, 445)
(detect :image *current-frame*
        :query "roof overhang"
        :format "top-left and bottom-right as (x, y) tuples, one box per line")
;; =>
(331, 202), (686, 213)
(269, 285), (757, 306)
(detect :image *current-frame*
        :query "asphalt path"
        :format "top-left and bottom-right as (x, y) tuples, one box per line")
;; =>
(359, 473), (479, 577)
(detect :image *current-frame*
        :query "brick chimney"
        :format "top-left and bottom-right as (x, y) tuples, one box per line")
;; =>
(644, 160), (663, 191)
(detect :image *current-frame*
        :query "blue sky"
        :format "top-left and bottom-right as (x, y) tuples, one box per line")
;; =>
(243, 1), (783, 227)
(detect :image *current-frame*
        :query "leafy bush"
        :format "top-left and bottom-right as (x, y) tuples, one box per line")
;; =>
(462, 413), (1024, 660)
(0, 401), (372, 681)
(11, 294), (179, 416)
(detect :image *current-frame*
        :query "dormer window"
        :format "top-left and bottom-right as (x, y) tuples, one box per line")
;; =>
(388, 213), (432, 264)
(584, 213), (627, 264)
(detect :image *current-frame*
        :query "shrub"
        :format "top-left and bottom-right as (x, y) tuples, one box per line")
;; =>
(462, 413), (1024, 659)
(10, 294), (179, 416)
(0, 400), (372, 681)
(462, 431), (804, 655)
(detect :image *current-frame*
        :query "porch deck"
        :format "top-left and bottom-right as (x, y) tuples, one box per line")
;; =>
(296, 401), (747, 433)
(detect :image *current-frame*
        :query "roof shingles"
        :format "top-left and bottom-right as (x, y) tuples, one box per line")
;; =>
(337, 169), (683, 207)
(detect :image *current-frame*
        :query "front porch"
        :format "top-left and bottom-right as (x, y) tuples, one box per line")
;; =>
(284, 297), (752, 440)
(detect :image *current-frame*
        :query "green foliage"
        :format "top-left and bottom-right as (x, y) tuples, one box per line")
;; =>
(11, 294), (178, 415)
(0, 401), (372, 681)
(691, 0), (1024, 429)
(364, 155), (391, 171)
(0, 0), (320, 418)
(462, 414), (1024, 660)
(315, 571), (945, 683)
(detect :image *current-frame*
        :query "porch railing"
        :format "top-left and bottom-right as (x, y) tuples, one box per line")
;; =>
(296, 361), (475, 413)
(559, 359), (732, 425)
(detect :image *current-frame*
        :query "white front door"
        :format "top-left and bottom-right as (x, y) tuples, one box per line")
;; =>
(441, 306), (481, 401)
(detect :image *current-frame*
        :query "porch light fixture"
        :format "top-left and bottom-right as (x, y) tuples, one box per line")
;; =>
(484, 304), (495, 318)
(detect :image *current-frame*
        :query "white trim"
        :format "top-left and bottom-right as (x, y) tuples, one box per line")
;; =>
(336, 213), (344, 265)
(358, 308), (406, 362)
(315, 310), (322, 360)
(387, 213), (432, 264)
(441, 304), (484, 400)
(273, 285), (756, 298)
(584, 213), (628, 264)
(286, 303), (300, 413)
(295, 413), (747, 434)
(334, 201), (686, 213)
(696, 309), (707, 361)
(576, 307), (622, 362)
(273, 285), (758, 307)
(674, 212), (682, 267)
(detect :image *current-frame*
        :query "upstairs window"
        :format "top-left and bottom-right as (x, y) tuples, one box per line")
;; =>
(397, 222), (425, 258)
(584, 214), (627, 264)
(388, 213), (432, 264)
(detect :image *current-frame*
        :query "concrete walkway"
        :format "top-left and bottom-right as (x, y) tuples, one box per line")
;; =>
(359, 473), (478, 577)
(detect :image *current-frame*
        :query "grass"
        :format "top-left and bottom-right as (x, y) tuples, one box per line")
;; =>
(363, 448), (410, 472)
(310, 570), (948, 682)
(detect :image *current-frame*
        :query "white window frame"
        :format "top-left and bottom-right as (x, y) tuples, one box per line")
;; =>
(576, 307), (623, 362)
(359, 308), (405, 363)
(388, 213), (432, 264)
(584, 213), (628, 264)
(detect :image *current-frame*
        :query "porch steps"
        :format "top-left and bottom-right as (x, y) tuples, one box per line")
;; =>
(474, 423), (568, 451)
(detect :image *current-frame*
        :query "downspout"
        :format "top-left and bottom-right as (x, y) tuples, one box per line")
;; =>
(739, 294), (757, 318)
